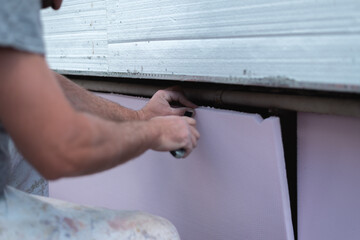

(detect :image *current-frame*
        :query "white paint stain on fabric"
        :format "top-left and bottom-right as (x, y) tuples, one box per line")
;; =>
(0, 187), (180, 240)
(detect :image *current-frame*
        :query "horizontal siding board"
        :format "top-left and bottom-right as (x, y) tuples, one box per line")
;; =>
(108, 0), (360, 43)
(46, 57), (108, 72)
(108, 35), (360, 85)
(41, 0), (360, 92)
(42, 0), (108, 72)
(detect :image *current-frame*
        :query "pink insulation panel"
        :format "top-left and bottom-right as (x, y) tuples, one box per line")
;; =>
(50, 93), (293, 240)
(298, 113), (360, 240)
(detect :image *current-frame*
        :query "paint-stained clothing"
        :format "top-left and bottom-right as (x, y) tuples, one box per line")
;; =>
(0, 186), (180, 240)
(0, 126), (48, 196)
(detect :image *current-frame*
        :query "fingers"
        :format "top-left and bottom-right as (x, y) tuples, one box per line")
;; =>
(183, 116), (196, 125)
(191, 125), (200, 140)
(145, 88), (197, 119)
(150, 115), (199, 158)
(184, 117), (199, 143)
(181, 118), (200, 158)
(190, 128), (199, 148)
(162, 88), (198, 109)
(177, 93), (198, 109)
(171, 107), (196, 117)
(190, 125), (200, 147)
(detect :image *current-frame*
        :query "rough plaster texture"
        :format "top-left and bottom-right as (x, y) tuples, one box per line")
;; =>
(298, 113), (360, 240)
(50, 93), (293, 240)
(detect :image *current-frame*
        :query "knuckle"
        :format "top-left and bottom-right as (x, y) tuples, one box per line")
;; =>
(180, 131), (189, 141)
(156, 89), (166, 96)
(179, 117), (188, 125)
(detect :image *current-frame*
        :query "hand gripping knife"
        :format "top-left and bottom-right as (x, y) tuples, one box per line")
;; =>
(170, 111), (193, 158)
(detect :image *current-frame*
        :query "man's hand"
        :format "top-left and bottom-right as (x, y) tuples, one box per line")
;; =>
(149, 115), (200, 158)
(137, 87), (197, 120)
(55, 77), (196, 122)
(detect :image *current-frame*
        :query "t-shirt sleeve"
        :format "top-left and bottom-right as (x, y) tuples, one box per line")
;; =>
(0, 0), (45, 55)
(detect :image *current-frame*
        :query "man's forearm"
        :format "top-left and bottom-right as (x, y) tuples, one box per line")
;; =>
(0, 49), (199, 181)
(54, 72), (140, 121)
(49, 112), (159, 178)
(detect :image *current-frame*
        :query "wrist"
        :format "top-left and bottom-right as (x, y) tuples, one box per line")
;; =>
(136, 109), (147, 121)
(146, 118), (162, 149)
(113, 108), (143, 122)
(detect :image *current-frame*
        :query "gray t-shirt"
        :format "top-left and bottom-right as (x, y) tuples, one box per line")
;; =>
(0, 0), (45, 54)
(0, 126), (10, 192)
(0, 0), (47, 195)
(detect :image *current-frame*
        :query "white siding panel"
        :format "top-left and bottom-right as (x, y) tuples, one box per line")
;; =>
(42, 0), (108, 72)
(108, 0), (360, 43)
(41, 0), (360, 92)
(108, 35), (360, 86)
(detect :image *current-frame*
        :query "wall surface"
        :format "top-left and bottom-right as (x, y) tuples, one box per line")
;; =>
(298, 113), (360, 240)
(49, 93), (294, 240)
(41, 0), (360, 92)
